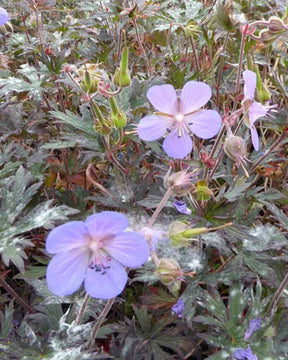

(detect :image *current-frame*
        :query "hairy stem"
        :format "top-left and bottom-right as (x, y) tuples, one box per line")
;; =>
(147, 187), (172, 227)
(75, 293), (90, 326)
(87, 297), (116, 351)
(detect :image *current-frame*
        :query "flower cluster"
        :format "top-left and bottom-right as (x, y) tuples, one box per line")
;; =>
(46, 212), (150, 299)
(137, 82), (221, 159)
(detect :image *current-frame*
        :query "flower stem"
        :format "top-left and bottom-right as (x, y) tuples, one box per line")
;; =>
(249, 131), (287, 173)
(0, 275), (36, 314)
(216, 32), (230, 108)
(267, 272), (288, 316)
(147, 187), (172, 227)
(235, 30), (246, 94)
(87, 297), (116, 351)
(75, 293), (90, 326)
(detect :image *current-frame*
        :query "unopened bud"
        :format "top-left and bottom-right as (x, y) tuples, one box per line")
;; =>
(156, 258), (182, 295)
(113, 46), (131, 87)
(268, 16), (287, 33)
(194, 180), (214, 202)
(258, 85), (271, 102)
(185, 20), (199, 37)
(78, 64), (101, 94)
(109, 96), (127, 128)
(224, 134), (247, 164)
(169, 221), (208, 247)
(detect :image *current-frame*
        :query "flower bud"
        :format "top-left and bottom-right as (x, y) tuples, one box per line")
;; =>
(155, 258), (182, 295)
(258, 84), (271, 102)
(224, 134), (247, 165)
(169, 221), (208, 247)
(268, 16), (287, 33)
(78, 64), (101, 94)
(194, 180), (214, 202)
(109, 96), (127, 128)
(113, 45), (131, 87)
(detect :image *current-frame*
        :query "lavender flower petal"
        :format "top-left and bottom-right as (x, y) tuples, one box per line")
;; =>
(244, 318), (262, 340)
(46, 248), (90, 296)
(233, 347), (258, 360)
(173, 200), (191, 215)
(162, 130), (193, 159)
(243, 70), (256, 100)
(250, 125), (260, 151)
(248, 101), (267, 125)
(46, 221), (90, 254)
(104, 231), (150, 267)
(187, 110), (222, 139)
(137, 114), (174, 141)
(0, 7), (8, 26)
(180, 81), (212, 114)
(84, 258), (128, 299)
(172, 298), (185, 318)
(147, 84), (178, 115)
(85, 212), (128, 239)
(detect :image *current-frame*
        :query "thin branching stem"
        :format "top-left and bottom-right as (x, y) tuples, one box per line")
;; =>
(267, 272), (288, 316)
(0, 276), (36, 314)
(249, 131), (287, 173)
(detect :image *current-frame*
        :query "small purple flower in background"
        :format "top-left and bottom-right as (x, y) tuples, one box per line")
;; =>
(244, 318), (262, 340)
(137, 82), (222, 159)
(242, 70), (269, 151)
(233, 346), (257, 360)
(173, 200), (191, 215)
(172, 297), (185, 318)
(0, 7), (9, 26)
(46, 212), (150, 299)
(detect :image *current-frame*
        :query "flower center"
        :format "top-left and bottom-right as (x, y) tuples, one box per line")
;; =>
(88, 237), (112, 275)
(175, 113), (184, 123)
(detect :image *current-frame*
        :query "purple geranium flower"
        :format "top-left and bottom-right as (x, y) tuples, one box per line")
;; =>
(137, 82), (222, 159)
(172, 297), (185, 318)
(243, 70), (269, 151)
(46, 212), (150, 299)
(233, 346), (258, 360)
(0, 7), (8, 26)
(173, 200), (191, 215)
(244, 318), (262, 340)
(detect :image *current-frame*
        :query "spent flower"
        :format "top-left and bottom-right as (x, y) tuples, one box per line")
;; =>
(137, 82), (222, 158)
(46, 212), (150, 299)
